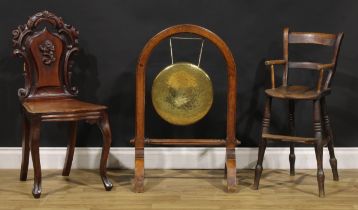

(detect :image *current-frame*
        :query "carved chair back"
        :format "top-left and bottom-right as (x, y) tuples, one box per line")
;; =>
(282, 28), (343, 90)
(12, 11), (79, 101)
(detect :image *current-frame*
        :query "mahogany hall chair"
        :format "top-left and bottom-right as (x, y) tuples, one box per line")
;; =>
(253, 27), (343, 197)
(12, 11), (113, 198)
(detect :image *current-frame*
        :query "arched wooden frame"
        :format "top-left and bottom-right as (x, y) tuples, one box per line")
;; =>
(133, 24), (240, 193)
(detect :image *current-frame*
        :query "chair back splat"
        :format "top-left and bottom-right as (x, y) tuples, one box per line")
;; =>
(12, 11), (79, 100)
(281, 27), (344, 89)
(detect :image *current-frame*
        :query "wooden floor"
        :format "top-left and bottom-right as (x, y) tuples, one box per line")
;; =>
(0, 169), (357, 210)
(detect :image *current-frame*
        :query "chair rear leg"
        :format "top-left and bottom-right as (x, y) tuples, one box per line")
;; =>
(20, 113), (30, 181)
(314, 100), (325, 198)
(253, 96), (271, 190)
(97, 112), (113, 191)
(288, 100), (295, 176)
(321, 98), (338, 181)
(62, 121), (77, 176)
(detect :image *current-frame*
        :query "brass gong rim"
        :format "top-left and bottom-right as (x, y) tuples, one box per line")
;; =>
(151, 62), (213, 126)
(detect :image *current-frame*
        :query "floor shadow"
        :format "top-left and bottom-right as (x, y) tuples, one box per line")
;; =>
(71, 44), (103, 147)
(237, 169), (255, 188)
(0, 53), (23, 147)
(104, 60), (136, 147)
(237, 59), (268, 147)
(106, 170), (132, 187)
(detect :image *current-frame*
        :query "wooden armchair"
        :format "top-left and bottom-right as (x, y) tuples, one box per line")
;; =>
(12, 11), (113, 198)
(253, 27), (343, 197)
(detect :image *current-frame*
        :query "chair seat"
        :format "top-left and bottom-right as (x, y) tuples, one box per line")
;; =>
(265, 85), (330, 100)
(22, 98), (107, 114)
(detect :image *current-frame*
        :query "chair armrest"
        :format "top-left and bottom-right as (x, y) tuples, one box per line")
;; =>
(316, 63), (335, 92)
(265, 59), (286, 66)
(265, 60), (286, 89)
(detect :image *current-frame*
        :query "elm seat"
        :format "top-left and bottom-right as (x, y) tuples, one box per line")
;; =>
(23, 98), (106, 114)
(265, 85), (331, 100)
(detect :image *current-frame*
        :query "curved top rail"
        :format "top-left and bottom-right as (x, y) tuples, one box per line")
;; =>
(135, 24), (238, 147)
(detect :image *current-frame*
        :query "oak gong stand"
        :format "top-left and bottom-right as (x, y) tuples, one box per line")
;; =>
(131, 24), (240, 193)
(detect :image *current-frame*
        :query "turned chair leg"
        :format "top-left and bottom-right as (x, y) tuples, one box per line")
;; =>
(289, 143), (295, 176)
(253, 96), (271, 190)
(62, 121), (77, 176)
(97, 112), (113, 191)
(20, 113), (30, 181)
(29, 117), (42, 198)
(224, 162), (227, 178)
(134, 148), (145, 193)
(327, 140), (338, 181)
(314, 100), (325, 198)
(226, 148), (237, 192)
(321, 98), (339, 181)
(288, 100), (295, 176)
(253, 139), (267, 190)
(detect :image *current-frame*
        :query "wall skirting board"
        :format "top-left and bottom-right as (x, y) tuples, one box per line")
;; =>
(0, 147), (357, 169)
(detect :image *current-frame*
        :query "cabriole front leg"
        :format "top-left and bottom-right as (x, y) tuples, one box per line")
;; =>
(97, 112), (113, 191)
(29, 116), (42, 198)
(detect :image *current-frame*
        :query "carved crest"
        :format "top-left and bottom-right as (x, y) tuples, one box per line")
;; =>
(12, 11), (80, 99)
(12, 11), (79, 50)
(39, 40), (56, 65)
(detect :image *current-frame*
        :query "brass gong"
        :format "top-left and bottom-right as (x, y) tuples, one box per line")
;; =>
(152, 62), (213, 125)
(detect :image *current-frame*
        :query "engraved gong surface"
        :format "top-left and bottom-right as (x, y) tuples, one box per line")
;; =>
(151, 62), (213, 125)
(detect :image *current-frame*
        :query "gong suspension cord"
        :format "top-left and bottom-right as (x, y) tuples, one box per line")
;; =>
(169, 36), (205, 67)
